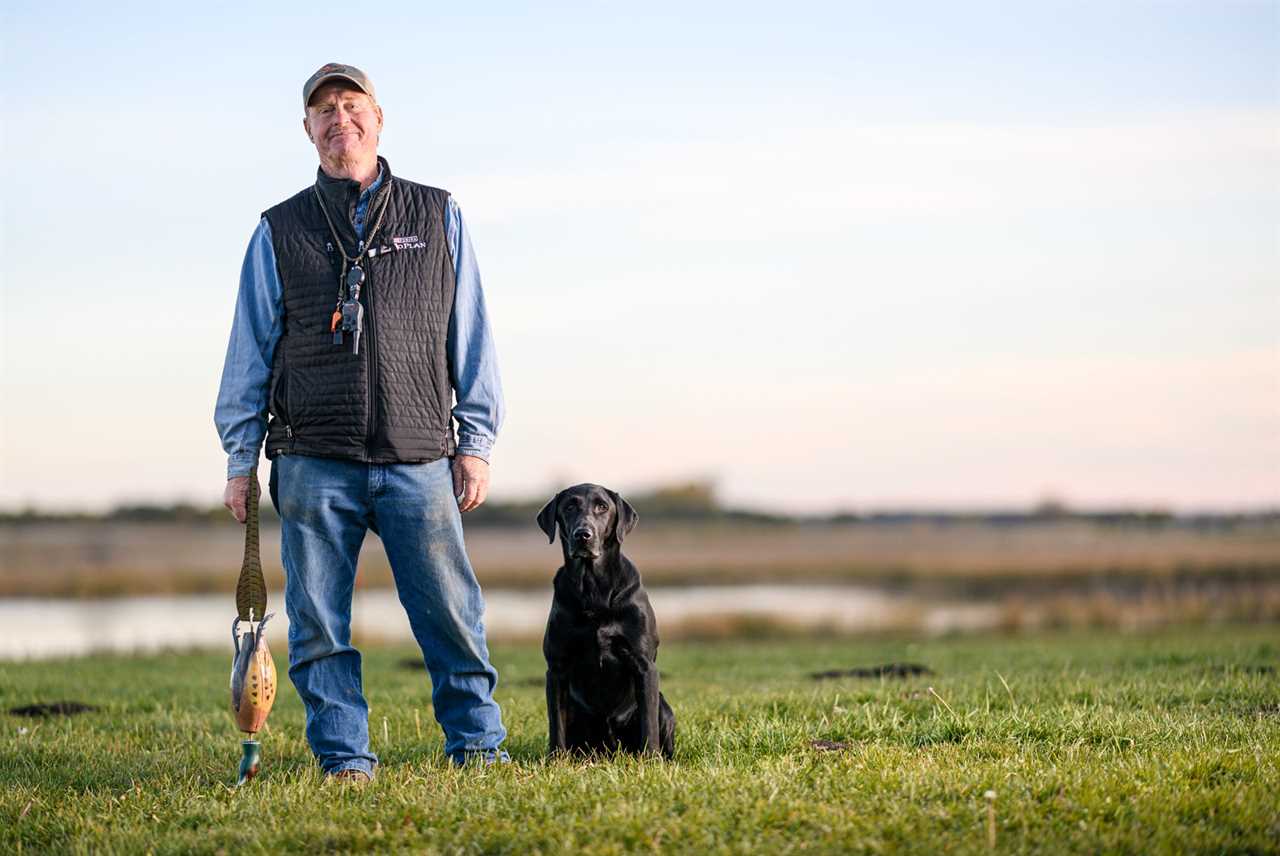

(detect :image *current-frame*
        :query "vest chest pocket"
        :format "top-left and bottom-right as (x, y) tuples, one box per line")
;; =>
(281, 230), (343, 294)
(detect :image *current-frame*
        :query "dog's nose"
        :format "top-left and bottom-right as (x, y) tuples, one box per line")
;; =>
(572, 528), (592, 542)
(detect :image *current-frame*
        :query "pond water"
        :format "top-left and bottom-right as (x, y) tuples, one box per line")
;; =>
(0, 585), (1002, 660)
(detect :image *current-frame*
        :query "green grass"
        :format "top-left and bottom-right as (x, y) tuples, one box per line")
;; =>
(3, 626), (1278, 854)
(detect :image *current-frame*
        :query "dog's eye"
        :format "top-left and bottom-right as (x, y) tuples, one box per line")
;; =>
(594, 502), (608, 513)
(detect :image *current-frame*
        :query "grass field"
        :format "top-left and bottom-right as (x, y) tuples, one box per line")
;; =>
(4, 625), (1278, 854)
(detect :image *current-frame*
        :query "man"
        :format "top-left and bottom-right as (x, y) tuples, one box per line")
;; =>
(214, 63), (508, 781)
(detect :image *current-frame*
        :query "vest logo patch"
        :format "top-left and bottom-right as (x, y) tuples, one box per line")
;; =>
(392, 235), (427, 251)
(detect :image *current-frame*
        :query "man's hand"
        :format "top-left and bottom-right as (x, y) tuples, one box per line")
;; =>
(452, 455), (490, 513)
(224, 476), (250, 524)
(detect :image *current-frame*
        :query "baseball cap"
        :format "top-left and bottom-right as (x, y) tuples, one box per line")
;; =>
(303, 63), (376, 109)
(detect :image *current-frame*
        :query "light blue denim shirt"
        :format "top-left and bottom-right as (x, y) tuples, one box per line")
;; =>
(214, 172), (505, 479)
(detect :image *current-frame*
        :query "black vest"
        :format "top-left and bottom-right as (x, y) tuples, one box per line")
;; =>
(262, 158), (457, 464)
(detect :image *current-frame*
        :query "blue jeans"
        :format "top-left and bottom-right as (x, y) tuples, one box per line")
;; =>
(270, 454), (507, 776)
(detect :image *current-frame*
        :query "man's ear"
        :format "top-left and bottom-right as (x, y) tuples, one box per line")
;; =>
(536, 493), (561, 544)
(303, 115), (313, 142)
(610, 490), (639, 543)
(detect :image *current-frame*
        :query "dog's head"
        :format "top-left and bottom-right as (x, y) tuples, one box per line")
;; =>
(537, 483), (638, 560)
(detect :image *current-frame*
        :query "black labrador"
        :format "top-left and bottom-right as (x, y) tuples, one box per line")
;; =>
(537, 483), (676, 758)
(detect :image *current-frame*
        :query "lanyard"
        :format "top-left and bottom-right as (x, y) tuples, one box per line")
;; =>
(312, 181), (391, 353)
(311, 180), (392, 303)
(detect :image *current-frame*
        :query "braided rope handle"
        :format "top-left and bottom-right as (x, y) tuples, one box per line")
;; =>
(235, 467), (268, 622)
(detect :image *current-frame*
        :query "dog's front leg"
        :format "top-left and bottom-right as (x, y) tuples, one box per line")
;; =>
(631, 656), (662, 756)
(546, 669), (570, 756)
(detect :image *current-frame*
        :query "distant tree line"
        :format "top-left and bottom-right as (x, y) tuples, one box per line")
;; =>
(2, 480), (1276, 530)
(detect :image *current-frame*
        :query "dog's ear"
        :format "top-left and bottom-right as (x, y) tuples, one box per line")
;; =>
(609, 490), (639, 543)
(536, 493), (561, 544)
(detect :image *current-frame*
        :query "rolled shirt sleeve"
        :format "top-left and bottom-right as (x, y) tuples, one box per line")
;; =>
(214, 219), (283, 479)
(445, 196), (505, 461)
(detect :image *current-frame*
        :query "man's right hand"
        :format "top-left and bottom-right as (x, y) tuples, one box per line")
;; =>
(224, 476), (251, 524)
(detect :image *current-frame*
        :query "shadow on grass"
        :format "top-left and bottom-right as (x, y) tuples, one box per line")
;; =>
(6, 739), (328, 793)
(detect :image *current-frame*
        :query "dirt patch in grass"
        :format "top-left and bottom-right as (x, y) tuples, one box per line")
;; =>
(8, 701), (99, 718)
(810, 663), (934, 680)
(1235, 664), (1275, 675)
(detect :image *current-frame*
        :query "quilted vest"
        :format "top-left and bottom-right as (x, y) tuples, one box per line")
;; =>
(261, 157), (457, 464)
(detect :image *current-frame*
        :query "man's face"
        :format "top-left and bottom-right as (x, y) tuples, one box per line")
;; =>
(303, 82), (383, 164)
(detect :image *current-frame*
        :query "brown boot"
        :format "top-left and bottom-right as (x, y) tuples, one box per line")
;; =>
(325, 768), (371, 785)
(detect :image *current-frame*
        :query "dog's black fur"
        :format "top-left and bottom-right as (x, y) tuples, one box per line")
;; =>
(537, 483), (675, 758)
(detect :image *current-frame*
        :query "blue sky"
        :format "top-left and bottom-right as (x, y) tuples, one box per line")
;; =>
(2, 1), (1276, 511)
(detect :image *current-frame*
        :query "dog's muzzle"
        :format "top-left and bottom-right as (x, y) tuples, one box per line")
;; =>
(570, 526), (599, 557)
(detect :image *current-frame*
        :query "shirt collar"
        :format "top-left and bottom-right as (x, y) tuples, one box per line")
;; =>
(359, 163), (385, 202)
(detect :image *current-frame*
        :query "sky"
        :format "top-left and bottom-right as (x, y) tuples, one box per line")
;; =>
(1, 1), (1276, 513)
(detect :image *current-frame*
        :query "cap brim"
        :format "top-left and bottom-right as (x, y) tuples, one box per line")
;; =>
(304, 74), (372, 107)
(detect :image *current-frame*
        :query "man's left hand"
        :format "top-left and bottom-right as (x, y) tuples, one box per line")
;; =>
(452, 454), (490, 513)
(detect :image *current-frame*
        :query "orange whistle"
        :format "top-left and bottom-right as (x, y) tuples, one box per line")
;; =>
(330, 310), (342, 333)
